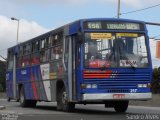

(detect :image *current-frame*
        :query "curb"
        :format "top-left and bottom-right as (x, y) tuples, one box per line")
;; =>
(0, 106), (5, 110)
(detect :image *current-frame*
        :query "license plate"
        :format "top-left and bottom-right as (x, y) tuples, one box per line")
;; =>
(113, 94), (125, 99)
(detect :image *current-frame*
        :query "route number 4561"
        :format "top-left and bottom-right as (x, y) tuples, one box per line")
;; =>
(130, 89), (137, 93)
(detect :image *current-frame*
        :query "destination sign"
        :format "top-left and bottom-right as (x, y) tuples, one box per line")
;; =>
(84, 21), (144, 30)
(106, 23), (140, 30)
(87, 22), (101, 29)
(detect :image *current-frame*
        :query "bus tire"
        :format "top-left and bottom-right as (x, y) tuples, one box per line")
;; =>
(19, 86), (28, 107)
(114, 100), (129, 113)
(7, 98), (11, 102)
(28, 100), (37, 107)
(57, 92), (63, 111)
(61, 87), (75, 112)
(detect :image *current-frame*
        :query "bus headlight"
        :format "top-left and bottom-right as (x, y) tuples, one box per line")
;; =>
(138, 84), (147, 88)
(81, 84), (98, 89)
(92, 84), (97, 88)
(138, 84), (143, 88)
(142, 84), (147, 87)
(86, 84), (92, 88)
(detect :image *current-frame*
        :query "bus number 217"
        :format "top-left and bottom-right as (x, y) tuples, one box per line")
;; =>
(130, 89), (137, 93)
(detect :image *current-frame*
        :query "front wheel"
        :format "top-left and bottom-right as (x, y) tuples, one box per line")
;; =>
(114, 100), (129, 113)
(57, 87), (75, 112)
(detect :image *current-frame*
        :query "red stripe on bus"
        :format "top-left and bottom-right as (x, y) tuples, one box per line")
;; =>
(84, 76), (111, 79)
(83, 70), (112, 79)
(31, 73), (38, 100)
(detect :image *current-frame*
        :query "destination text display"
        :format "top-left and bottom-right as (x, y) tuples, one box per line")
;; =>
(84, 21), (143, 30)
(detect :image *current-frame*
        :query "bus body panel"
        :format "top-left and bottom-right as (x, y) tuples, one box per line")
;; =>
(16, 64), (60, 101)
(6, 71), (13, 98)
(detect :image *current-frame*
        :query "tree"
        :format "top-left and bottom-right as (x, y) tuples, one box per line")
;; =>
(152, 67), (160, 93)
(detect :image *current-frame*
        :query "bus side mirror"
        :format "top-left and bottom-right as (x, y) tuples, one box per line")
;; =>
(76, 32), (83, 44)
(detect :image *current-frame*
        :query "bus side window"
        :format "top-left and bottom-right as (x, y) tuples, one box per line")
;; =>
(51, 35), (58, 46)
(32, 41), (39, 52)
(19, 46), (23, 56)
(31, 41), (40, 65)
(50, 32), (63, 61)
(17, 46), (23, 68)
(21, 44), (31, 67)
(23, 44), (31, 55)
(45, 37), (50, 48)
(26, 44), (31, 54)
(40, 49), (50, 62)
(40, 39), (50, 62)
(51, 33), (63, 46)
(23, 45), (27, 55)
(41, 39), (45, 50)
(32, 53), (40, 65)
(51, 46), (63, 60)
(58, 33), (63, 44)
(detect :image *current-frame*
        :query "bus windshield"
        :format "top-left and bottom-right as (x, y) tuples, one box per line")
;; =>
(84, 32), (149, 68)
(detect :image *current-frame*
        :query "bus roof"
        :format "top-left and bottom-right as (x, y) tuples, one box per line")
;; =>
(80, 18), (145, 24)
(8, 18), (146, 50)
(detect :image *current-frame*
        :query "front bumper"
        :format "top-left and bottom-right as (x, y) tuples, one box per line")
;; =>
(83, 93), (152, 101)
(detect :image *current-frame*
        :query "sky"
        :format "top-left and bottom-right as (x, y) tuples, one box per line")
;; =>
(0, 0), (160, 67)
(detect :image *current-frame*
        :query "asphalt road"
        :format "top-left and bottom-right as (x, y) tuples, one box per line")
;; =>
(0, 99), (160, 120)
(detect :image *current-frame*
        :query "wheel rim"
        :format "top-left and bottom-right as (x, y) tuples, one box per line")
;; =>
(62, 91), (67, 104)
(20, 90), (24, 103)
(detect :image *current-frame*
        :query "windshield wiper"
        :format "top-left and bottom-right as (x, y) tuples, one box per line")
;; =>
(127, 59), (136, 70)
(119, 45), (136, 70)
(121, 55), (136, 70)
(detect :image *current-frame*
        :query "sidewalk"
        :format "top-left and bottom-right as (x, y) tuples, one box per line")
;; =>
(130, 94), (160, 107)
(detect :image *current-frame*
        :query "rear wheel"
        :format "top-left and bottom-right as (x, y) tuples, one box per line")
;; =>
(19, 86), (28, 107)
(7, 98), (11, 102)
(57, 92), (63, 111)
(57, 87), (75, 112)
(114, 100), (129, 113)
(19, 87), (37, 107)
(28, 100), (37, 107)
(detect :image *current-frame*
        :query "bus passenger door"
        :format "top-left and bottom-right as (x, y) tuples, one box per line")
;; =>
(75, 38), (82, 101)
(64, 36), (77, 101)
